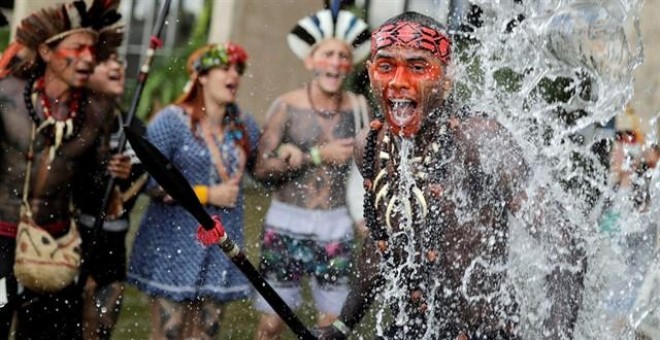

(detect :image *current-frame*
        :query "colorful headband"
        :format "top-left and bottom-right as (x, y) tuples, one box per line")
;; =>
(371, 21), (451, 65)
(192, 43), (248, 74)
(288, 9), (371, 64)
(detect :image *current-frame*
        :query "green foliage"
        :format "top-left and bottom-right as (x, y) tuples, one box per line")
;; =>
(134, 0), (213, 121)
(0, 28), (9, 51)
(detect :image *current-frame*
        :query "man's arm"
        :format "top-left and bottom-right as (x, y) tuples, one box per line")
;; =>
(527, 196), (587, 339)
(319, 236), (384, 339)
(252, 100), (315, 186)
(472, 117), (587, 339)
(501, 138), (586, 339)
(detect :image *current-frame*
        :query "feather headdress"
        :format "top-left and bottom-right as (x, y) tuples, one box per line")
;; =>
(287, 8), (370, 64)
(0, 0), (123, 78)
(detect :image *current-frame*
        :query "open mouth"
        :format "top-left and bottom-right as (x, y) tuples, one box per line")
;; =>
(388, 99), (417, 125)
(76, 69), (92, 77)
(225, 83), (238, 95)
(108, 71), (121, 81)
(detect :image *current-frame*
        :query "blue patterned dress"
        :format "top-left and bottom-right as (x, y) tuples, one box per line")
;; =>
(127, 105), (260, 302)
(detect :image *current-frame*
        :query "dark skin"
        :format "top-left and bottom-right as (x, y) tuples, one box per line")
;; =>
(319, 25), (585, 340)
(0, 76), (110, 227)
(0, 34), (130, 229)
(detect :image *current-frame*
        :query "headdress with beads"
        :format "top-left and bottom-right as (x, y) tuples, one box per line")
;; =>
(0, 0), (123, 78)
(287, 8), (371, 64)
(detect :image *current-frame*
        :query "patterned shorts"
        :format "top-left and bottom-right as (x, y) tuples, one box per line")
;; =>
(259, 227), (353, 287)
(254, 200), (354, 314)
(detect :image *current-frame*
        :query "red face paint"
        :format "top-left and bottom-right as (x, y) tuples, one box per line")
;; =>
(313, 59), (352, 74)
(369, 21), (451, 138)
(369, 48), (446, 138)
(55, 45), (96, 60)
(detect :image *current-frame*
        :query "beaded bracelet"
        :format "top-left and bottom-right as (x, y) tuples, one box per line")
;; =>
(309, 147), (322, 166)
(193, 185), (209, 205)
(332, 319), (351, 336)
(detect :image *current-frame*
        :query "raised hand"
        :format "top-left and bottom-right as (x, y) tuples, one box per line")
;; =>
(208, 177), (240, 208)
(107, 153), (132, 179)
(319, 138), (354, 165)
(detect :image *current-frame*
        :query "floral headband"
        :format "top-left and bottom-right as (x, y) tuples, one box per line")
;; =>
(192, 43), (248, 74)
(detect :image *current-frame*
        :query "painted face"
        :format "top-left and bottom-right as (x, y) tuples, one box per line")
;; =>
(368, 45), (447, 138)
(306, 39), (352, 94)
(88, 53), (125, 97)
(200, 63), (243, 105)
(45, 32), (97, 88)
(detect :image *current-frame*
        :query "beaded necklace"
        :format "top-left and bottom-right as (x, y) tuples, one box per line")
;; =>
(307, 83), (342, 118)
(362, 118), (453, 252)
(24, 75), (85, 160)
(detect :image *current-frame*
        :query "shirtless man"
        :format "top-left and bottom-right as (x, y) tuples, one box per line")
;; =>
(318, 11), (586, 340)
(252, 7), (371, 339)
(0, 1), (127, 338)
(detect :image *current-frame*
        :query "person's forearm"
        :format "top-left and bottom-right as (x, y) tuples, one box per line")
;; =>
(543, 215), (587, 339)
(338, 238), (383, 329)
(253, 151), (316, 185)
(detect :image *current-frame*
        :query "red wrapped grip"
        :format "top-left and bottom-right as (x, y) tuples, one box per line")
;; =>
(196, 215), (226, 246)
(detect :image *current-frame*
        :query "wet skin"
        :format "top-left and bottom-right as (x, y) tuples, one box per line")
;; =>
(367, 45), (448, 138)
(328, 43), (586, 338)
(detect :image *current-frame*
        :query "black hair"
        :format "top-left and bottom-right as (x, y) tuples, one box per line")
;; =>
(380, 11), (447, 34)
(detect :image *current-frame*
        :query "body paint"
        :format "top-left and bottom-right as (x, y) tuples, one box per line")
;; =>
(370, 56), (444, 137)
(55, 45), (96, 61)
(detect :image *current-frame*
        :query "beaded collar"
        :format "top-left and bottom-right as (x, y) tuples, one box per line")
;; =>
(24, 75), (86, 160)
(363, 118), (453, 251)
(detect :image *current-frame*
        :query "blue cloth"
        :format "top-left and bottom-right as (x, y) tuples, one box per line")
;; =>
(127, 105), (260, 302)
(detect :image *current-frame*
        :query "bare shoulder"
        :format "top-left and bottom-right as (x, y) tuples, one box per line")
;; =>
(0, 77), (25, 102)
(84, 91), (113, 126)
(278, 87), (308, 108)
(462, 115), (505, 135)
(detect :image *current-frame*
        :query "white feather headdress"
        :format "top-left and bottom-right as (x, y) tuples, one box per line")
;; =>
(287, 9), (371, 64)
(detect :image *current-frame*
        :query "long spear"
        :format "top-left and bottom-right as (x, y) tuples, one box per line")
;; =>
(88, 0), (172, 254)
(123, 127), (316, 340)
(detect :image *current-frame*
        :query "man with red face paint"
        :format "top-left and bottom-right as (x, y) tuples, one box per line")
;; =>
(0, 1), (126, 339)
(318, 11), (586, 340)
(252, 7), (372, 340)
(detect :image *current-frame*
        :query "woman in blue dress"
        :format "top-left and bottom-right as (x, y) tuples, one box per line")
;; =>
(127, 43), (260, 339)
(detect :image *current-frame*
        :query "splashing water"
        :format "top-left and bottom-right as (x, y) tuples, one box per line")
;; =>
(459, 0), (652, 338)
(370, 1), (656, 339)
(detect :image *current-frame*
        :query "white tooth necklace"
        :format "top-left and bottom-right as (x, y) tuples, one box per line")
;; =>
(24, 76), (85, 161)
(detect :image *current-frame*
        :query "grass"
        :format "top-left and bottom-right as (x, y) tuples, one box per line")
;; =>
(113, 187), (377, 339)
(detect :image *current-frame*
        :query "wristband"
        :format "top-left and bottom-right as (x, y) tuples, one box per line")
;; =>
(332, 319), (351, 336)
(309, 147), (322, 166)
(193, 185), (209, 205)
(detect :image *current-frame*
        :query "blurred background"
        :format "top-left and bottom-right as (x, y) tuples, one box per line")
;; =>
(1, 0), (656, 140)
(1, 1), (658, 339)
